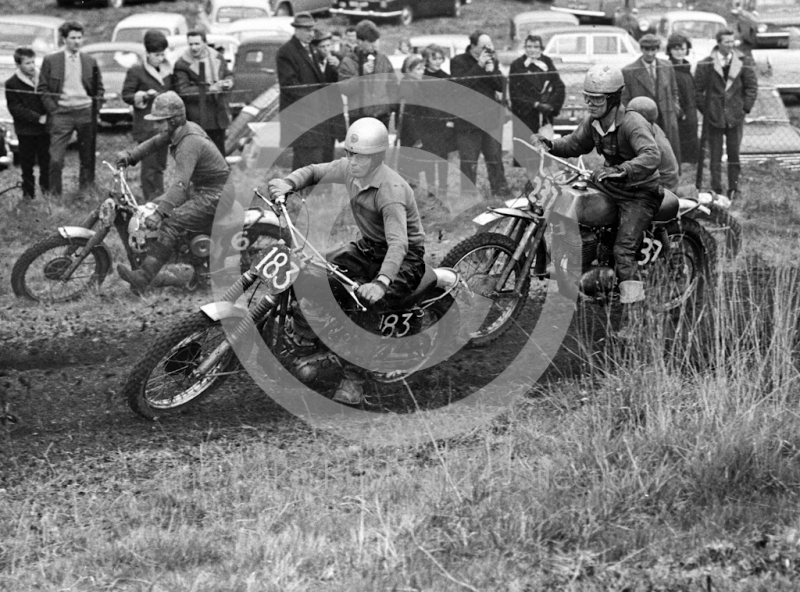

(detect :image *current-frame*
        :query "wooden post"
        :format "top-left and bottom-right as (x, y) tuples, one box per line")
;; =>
(198, 61), (207, 128)
(89, 65), (100, 187)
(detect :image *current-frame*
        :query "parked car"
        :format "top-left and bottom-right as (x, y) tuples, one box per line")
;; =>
(534, 25), (641, 68)
(733, 0), (800, 48)
(0, 96), (17, 168)
(230, 34), (290, 114)
(655, 10), (729, 67)
(268, 0), (335, 16)
(331, 0), (465, 26)
(224, 16), (296, 42)
(387, 33), (469, 72)
(0, 15), (65, 72)
(737, 85), (800, 169)
(83, 42), (146, 126)
(612, 0), (696, 40)
(751, 47), (800, 96)
(496, 10), (580, 66)
(200, 0), (274, 36)
(550, 0), (628, 25)
(111, 13), (188, 43)
(57, 0), (172, 7)
(166, 33), (240, 70)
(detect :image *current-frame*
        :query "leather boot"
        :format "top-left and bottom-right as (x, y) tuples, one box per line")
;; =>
(615, 280), (646, 341)
(117, 242), (170, 295)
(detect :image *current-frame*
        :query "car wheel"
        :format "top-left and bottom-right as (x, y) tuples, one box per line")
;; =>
(449, 0), (461, 17)
(399, 5), (413, 25)
(275, 3), (292, 15)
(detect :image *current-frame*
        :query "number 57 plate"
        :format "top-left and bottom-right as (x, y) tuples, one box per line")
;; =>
(250, 244), (301, 294)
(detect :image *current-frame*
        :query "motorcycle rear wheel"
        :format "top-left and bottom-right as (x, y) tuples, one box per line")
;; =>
(441, 232), (532, 348)
(645, 217), (717, 314)
(11, 235), (112, 303)
(123, 312), (239, 420)
(687, 205), (741, 259)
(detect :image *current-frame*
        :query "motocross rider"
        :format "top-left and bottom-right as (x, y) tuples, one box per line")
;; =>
(626, 96), (679, 193)
(267, 117), (426, 405)
(114, 91), (230, 294)
(531, 64), (662, 317)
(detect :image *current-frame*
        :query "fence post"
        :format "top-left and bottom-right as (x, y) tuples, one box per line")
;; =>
(90, 65), (100, 187)
(199, 61), (207, 129)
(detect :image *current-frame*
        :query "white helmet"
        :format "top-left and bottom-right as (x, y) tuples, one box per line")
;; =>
(584, 64), (625, 95)
(344, 117), (389, 155)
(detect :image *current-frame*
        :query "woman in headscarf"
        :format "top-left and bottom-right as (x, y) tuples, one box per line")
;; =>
(667, 33), (699, 164)
(508, 34), (565, 167)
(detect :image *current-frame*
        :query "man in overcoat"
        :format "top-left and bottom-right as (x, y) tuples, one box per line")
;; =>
(694, 28), (758, 198)
(37, 20), (104, 197)
(622, 34), (682, 164)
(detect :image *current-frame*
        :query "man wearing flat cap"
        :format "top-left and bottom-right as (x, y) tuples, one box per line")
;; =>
(622, 33), (683, 164)
(277, 12), (333, 169)
(337, 19), (398, 128)
(311, 28), (346, 162)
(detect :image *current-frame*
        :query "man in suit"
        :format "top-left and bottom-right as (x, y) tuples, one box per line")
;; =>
(310, 28), (345, 162)
(5, 47), (49, 199)
(622, 33), (682, 165)
(695, 28), (758, 198)
(36, 21), (104, 197)
(276, 12), (331, 170)
(121, 30), (172, 200)
(173, 28), (233, 157)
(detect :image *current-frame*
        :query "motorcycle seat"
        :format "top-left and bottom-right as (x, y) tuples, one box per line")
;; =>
(653, 188), (679, 222)
(395, 264), (438, 307)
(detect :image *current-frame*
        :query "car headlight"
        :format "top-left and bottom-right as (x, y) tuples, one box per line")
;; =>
(757, 23), (769, 33)
(639, 19), (650, 31)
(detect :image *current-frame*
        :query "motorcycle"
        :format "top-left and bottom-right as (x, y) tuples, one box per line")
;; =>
(440, 139), (718, 348)
(121, 187), (462, 420)
(674, 187), (741, 258)
(11, 162), (286, 303)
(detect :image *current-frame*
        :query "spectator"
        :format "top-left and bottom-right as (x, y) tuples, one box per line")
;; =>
(508, 34), (565, 167)
(310, 28), (345, 163)
(37, 20), (104, 197)
(421, 44), (456, 196)
(331, 29), (343, 56)
(397, 54), (427, 187)
(694, 28), (757, 199)
(621, 33), (682, 164)
(173, 28), (233, 157)
(338, 19), (398, 129)
(450, 30), (511, 199)
(396, 38), (411, 55)
(342, 26), (358, 54)
(121, 30), (173, 201)
(276, 13), (331, 170)
(5, 47), (49, 199)
(667, 33), (699, 165)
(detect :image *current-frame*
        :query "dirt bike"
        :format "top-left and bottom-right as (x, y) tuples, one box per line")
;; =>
(11, 163), (285, 303)
(441, 139), (718, 348)
(121, 187), (462, 420)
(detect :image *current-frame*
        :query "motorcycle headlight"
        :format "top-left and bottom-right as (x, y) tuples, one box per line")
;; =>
(98, 198), (116, 227)
(757, 23), (768, 33)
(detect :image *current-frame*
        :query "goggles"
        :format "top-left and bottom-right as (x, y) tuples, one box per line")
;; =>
(582, 92), (607, 106)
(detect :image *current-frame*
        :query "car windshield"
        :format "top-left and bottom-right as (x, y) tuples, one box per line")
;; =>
(672, 20), (726, 39)
(89, 50), (141, 72)
(0, 24), (56, 53)
(115, 27), (169, 43)
(216, 7), (269, 22)
(754, 0), (797, 7)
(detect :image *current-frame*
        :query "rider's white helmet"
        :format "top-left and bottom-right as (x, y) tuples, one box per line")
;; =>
(344, 117), (389, 155)
(584, 64), (625, 95)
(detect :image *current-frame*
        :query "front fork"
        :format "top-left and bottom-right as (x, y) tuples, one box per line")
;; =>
(495, 217), (548, 297)
(59, 214), (110, 282)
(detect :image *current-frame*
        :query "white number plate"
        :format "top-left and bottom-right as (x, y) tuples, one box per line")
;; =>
(250, 244), (300, 294)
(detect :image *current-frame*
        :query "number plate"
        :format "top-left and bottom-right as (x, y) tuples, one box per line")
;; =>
(250, 244), (300, 294)
(379, 312), (417, 338)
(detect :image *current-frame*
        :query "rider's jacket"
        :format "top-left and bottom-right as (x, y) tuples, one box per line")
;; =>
(124, 121), (230, 215)
(550, 105), (661, 190)
(284, 158), (425, 282)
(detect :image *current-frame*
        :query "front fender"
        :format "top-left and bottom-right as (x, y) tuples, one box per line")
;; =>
(200, 301), (249, 322)
(58, 226), (96, 240)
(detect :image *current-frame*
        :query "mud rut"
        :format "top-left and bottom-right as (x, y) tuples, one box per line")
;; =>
(0, 268), (792, 488)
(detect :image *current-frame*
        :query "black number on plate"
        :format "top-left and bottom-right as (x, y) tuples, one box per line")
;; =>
(252, 245), (300, 293)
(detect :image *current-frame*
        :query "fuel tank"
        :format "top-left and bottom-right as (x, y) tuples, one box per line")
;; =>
(550, 184), (618, 228)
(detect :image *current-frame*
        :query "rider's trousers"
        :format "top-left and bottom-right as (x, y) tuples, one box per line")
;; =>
(156, 187), (220, 250)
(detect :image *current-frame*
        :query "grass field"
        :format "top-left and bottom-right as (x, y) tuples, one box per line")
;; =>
(4, 0), (800, 589)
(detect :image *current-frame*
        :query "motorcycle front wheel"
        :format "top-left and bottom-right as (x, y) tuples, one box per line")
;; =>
(123, 312), (240, 420)
(11, 235), (112, 303)
(645, 217), (717, 314)
(441, 232), (532, 348)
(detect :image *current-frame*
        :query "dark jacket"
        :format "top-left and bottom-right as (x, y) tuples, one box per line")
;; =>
(36, 50), (104, 115)
(508, 53), (565, 132)
(694, 48), (758, 129)
(669, 56), (699, 163)
(551, 106), (661, 189)
(622, 56), (682, 162)
(449, 49), (505, 133)
(121, 62), (173, 142)
(173, 49), (233, 131)
(277, 35), (331, 147)
(5, 73), (47, 136)
(337, 47), (398, 122)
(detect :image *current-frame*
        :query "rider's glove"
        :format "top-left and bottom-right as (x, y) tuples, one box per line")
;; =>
(591, 166), (626, 184)
(115, 151), (132, 168)
(357, 282), (387, 304)
(144, 210), (163, 230)
(267, 178), (295, 203)
(529, 133), (553, 152)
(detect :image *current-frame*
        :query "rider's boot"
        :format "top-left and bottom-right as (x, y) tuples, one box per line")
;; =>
(333, 367), (366, 405)
(614, 280), (646, 341)
(117, 243), (170, 295)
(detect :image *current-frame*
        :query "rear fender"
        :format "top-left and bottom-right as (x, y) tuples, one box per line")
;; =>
(677, 199), (710, 217)
(200, 302), (249, 322)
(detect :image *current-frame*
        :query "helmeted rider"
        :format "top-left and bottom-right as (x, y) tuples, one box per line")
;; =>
(115, 91), (230, 293)
(626, 96), (679, 193)
(531, 64), (661, 318)
(268, 116), (426, 405)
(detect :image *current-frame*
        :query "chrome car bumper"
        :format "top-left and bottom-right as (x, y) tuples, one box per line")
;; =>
(330, 8), (404, 18)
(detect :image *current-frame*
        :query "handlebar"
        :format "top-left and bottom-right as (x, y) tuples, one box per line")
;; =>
(512, 138), (590, 177)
